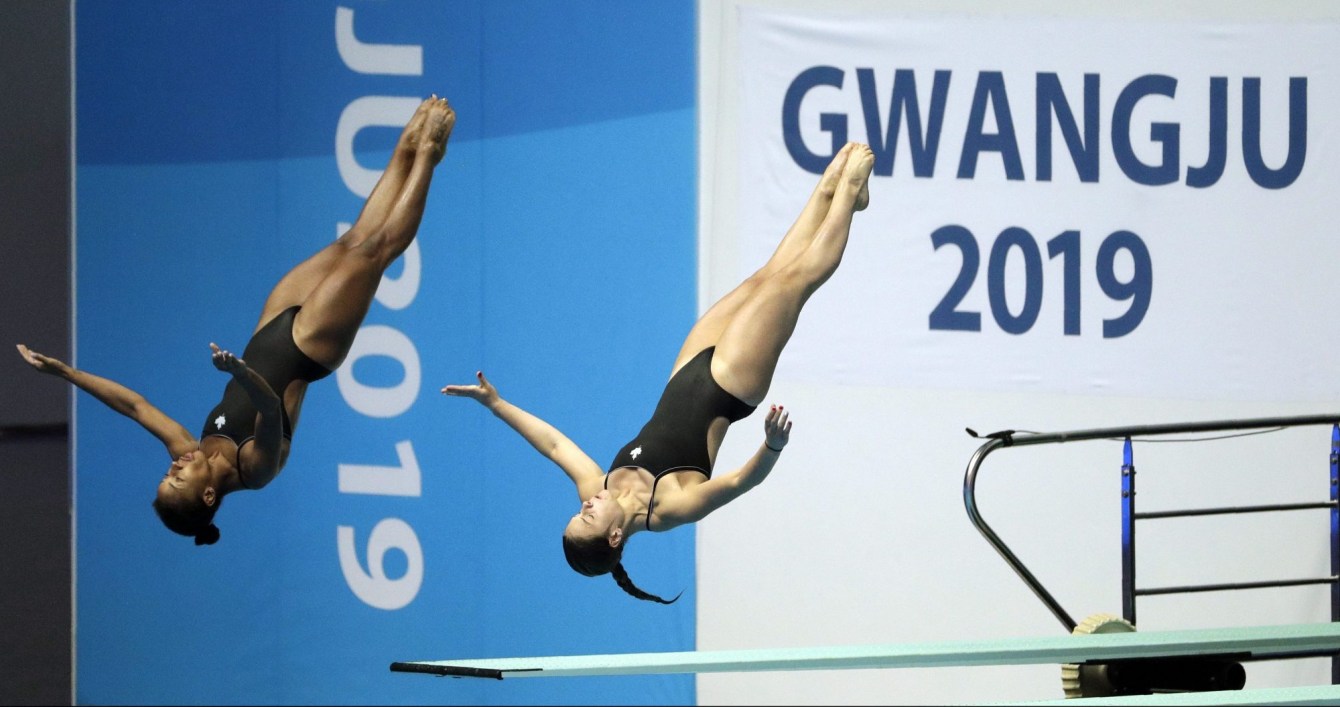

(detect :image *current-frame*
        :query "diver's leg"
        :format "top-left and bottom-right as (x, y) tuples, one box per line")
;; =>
(708, 143), (874, 405)
(289, 97), (455, 368)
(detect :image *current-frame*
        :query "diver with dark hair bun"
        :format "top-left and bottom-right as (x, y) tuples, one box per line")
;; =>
(17, 95), (456, 546)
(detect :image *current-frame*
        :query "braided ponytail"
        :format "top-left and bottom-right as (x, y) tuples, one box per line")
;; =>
(611, 562), (680, 605)
(563, 534), (681, 604)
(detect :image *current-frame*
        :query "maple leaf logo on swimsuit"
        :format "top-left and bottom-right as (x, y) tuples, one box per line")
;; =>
(215, 414), (226, 430)
(631, 446), (642, 459)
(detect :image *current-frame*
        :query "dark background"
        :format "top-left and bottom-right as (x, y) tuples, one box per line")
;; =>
(0, 1), (73, 704)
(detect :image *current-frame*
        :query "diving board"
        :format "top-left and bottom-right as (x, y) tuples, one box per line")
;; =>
(390, 621), (1340, 680)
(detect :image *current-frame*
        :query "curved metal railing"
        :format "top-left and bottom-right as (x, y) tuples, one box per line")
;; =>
(962, 413), (1340, 635)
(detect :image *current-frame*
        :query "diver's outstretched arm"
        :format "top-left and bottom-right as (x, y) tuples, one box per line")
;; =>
(16, 344), (196, 458)
(645, 405), (791, 527)
(442, 371), (605, 500)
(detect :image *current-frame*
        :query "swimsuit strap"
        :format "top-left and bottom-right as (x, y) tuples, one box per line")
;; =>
(645, 467), (709, 532)
(235, 437), (258, 489)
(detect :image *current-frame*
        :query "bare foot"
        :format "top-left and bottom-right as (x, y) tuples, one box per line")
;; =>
(814, 142), (855, 200)
(420, 96), (456, 165)
(855, 178), (871, 211)
(787, 143), (853, 232)
(399, 95), (437, 151)
(842, 143), (874, 211)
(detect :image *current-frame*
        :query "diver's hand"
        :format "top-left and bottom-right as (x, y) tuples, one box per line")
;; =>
(16, 344), (71, 378)
(209, 343), (249, 376)
(441, 370), (501, 408)
(763, 404), (791, 452)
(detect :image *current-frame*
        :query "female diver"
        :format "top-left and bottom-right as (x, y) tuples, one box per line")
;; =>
(443, 142), (875, 602)
(17, 95), (456, 546)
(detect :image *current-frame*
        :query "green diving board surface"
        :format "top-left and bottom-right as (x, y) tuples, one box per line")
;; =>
(390, 621), (1340, 680)
(995, 684), (1340, 706)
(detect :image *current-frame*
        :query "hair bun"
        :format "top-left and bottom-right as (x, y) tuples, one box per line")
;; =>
(194, 524), (221, 546)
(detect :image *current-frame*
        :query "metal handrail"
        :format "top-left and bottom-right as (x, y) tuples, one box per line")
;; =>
(962, 412), (1340, 634)
(1136, 502), (1334, 520)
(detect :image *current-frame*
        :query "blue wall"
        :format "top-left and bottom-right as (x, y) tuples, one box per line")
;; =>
(75, 1), (697, 704)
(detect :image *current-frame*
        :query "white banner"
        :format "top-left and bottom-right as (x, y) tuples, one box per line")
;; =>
(738, 9), (1340, 402)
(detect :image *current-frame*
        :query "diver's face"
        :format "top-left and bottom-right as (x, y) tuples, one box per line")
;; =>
(158, 450), (209, 500)
(565, 489), (621, 542)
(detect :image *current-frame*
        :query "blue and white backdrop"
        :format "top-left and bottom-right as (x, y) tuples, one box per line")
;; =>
(72, 0), (1340, 705)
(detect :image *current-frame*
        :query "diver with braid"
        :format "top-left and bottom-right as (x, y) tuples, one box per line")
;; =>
(17, 95), (455, 546)
(442, 142), (875, 603)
